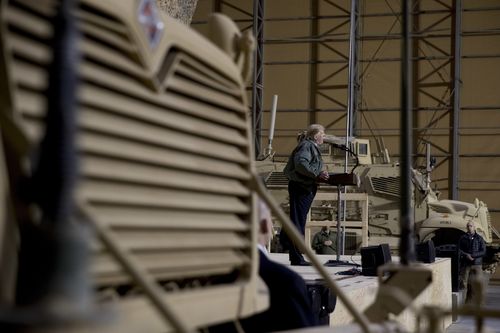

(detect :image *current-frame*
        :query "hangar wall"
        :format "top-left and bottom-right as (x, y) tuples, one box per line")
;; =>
(191, 0), (500, 276)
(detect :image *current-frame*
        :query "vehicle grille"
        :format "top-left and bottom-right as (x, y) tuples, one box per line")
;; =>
(5, 0), (252, 288)
(486, 208), (493, 240)
(369, 176), (400, 197)
(265, 171), (288, 188)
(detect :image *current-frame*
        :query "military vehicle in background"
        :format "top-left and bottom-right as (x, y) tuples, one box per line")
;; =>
(258, 134), (500, 268)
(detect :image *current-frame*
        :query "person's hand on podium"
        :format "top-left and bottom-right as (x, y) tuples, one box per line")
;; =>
(317, 170), (329, 182)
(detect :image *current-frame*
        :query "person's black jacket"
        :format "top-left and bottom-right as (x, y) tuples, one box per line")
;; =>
(247, 251), (317, 332)
(458, 232), (486, 265)
(208, 251), (317, 333)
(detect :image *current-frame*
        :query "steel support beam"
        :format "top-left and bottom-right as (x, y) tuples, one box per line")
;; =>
(191, 6), (500, 24)
(252, 0), (264, 158)
(308, 0), (319, 125)
(213, 0), (221, 12)
(412, 0), (421, 166)
(400, 0), (416, 265)
(264, 53), (500, 65)
(313, 0), (353, 130)
(407, 0), (463, 186)
(347, 0), (359, 136)
(257, 104), (500, 113)
(337, 0), (361, 259)
(449, 0), (462, 199)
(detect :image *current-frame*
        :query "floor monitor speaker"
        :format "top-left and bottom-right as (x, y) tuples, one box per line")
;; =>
(416, 240), (436, 263)
(360, 243), (391, 276)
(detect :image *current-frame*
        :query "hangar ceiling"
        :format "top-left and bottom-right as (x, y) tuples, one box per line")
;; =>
(191, 0), (500, 223)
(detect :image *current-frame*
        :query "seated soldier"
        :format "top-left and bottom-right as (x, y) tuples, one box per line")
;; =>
(312, 226), (336, 255)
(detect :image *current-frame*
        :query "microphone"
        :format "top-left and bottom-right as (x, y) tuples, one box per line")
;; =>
(323, 135), (353, 147)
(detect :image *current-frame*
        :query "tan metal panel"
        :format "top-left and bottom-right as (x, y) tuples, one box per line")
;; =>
(91, 251), (248, 285)
(79, 134), (249, 180)
(167, 75), (246, 114)
(79, 108), (248, 163)
(104, 230), (249, 250)
(76, 283), (265, 332)
(90, 231), (249, 254)
(80, 62), (246, 127)
(82, 156), (250, 196)
(80, 181), (250, 213)
(14, 117), (250, 183)
(82, 39), (146, 79)
(16, 90), (46, 118)
(9, 34), (51, 65)
(161, 91), (246, 130)
(91, 207), (248, 231)
(76, 9), (129, 38)
(178, 54), (239, 91)
(4, 5), (53, 38)
(92, 265), (237, 286)
(11, 0), (57, 16)
(92, 250), (248, 275)
(175, 62), (241, 97)
(79, 86), (247, 146)
(11, 61), (47, 91)
(16, 100), (250, 176)
(17, 117), (43, 144)
(79, 84), (246, 130)
(79, 21), (138, 55)
(79, 61), (160, 97)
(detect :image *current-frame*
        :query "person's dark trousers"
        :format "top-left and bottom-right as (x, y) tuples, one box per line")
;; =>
(460, 264), (483, 303)
(286, 181), (317, 264)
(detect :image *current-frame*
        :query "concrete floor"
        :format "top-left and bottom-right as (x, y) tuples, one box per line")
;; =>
(446, 284), (500, 333)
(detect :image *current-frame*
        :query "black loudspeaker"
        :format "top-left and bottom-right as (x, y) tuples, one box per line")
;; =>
(306, 281), (336, 325)
(360, 244), (392, 276)
(416, 240), (436, 263)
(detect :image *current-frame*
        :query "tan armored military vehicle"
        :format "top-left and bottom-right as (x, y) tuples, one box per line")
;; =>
(0, 0), (267, 331)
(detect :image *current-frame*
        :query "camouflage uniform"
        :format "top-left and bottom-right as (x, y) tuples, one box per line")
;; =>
(312, 229), (336, 255)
